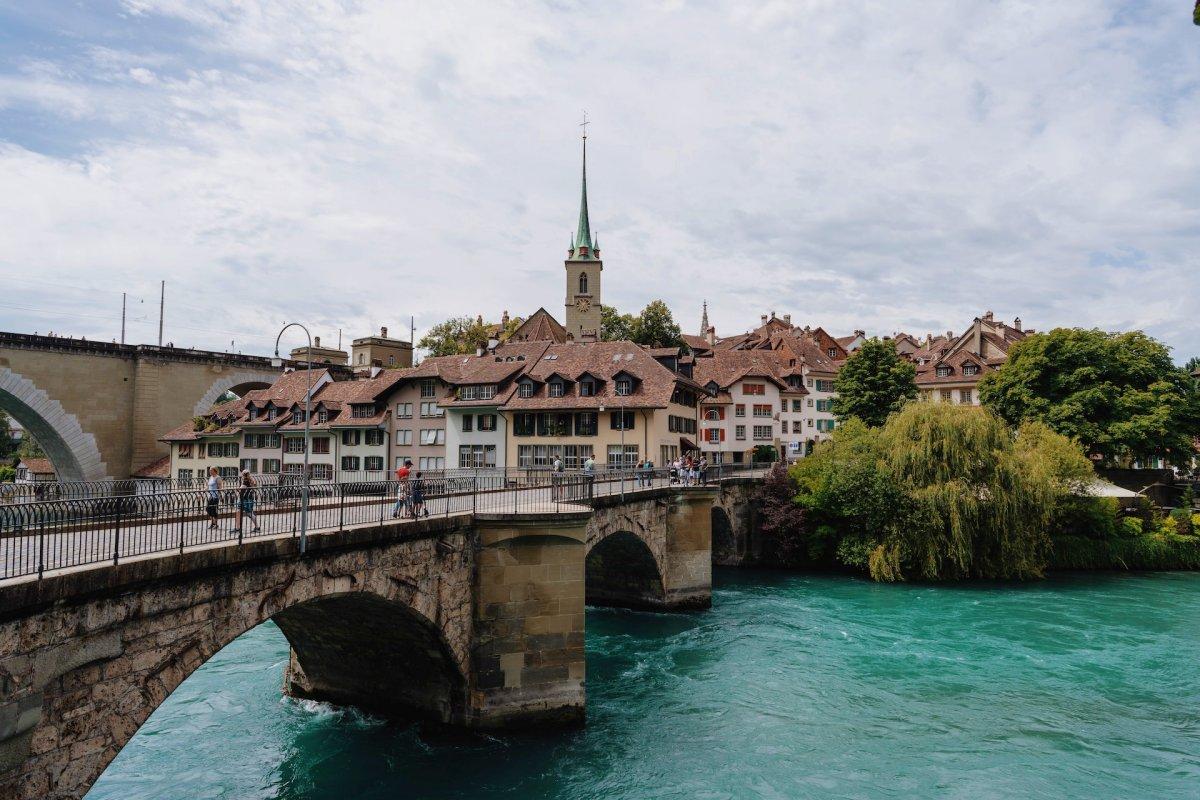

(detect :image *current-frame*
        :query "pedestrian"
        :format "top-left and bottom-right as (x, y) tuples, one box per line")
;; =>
(233, 470), (260, 534)
(583, 454), (595, 473)
(411, 470), (427, 517)
(205, 467), (220, 530)
(392, 459), (412, 518)
(669, 458), (679, 485)
(699, 455), (708, 485)
(552, 455), (564, 499)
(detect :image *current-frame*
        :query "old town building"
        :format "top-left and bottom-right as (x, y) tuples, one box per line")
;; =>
(908, 312), (1029, 405)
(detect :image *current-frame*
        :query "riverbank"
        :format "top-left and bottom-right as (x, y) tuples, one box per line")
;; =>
(1050, 532), (1200, 571)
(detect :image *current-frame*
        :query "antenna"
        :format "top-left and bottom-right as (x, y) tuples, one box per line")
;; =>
(158, 280), (165, 347)
(580, 109), (589, 139)
(120, 293), (126, 345)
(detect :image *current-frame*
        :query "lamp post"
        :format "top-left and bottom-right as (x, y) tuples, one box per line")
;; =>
(272, 323), (313, 555)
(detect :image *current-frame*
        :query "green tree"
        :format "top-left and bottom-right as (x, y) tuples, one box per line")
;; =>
(0, 410), (16, 461)
(1184, 355), (1200, 374)
(601, 305), (636, 342)
(17, 434), (46, 460)
(631, 300), (684, 348)
(978, 328), (1200, 465)
(417, 316), (492, 357)
(831, 337), (918, 426)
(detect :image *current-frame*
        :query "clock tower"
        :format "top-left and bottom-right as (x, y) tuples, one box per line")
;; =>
(565, 128), (602, 342)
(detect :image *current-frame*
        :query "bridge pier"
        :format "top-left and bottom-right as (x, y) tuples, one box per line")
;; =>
(586, 488), (715, 611)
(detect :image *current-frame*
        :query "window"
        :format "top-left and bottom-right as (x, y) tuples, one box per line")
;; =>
(513, 413), (535, 436)
(963, 364), (980, 376)
(743, 383), (765, 395)
(806, 378), (814, 387)
(316, 409), (329, 423)
(207, 442), (239, 458)
(283, 464), (303, 476)
(341, 430), (362, 446)
(815, 399), (831, 412)
(177, 469), (191, 481)
(420, 380), (436, 399)
(816, 379), (835, 392)
(735, 404), (746, 417)
(265, 408), (278, 421)
(462, 415), (474, 432)
(549, 381), (564, 398)
(420, 402), (442, 417)
(753, 425), (772, 441)
(458, 444), (497, 468)
(239, 458), (257, 473)
(310, 464), (333, 481)
(418, 457), (445, 470)
(292, 410), (306, 424)
(753, 404), (772, 418)
(358, 353), (366, 365)
(365, 429), (384, 446)
(936, 366), (952, 378)
(941, 389), (953, 402)
(518, 381), (535, 398)
(817, 419), (836, 433)
(247, 407), (258, 422)
(704, 428), (722, 444)
(365, 456), (384, 471)
(609, 410), (635, 430)
(579, 380), (595, 397)
(311, 437), (330, 454)
(807, 398), (814, 407)
(396, 402), (412, 418)
(420, 429), (445, 446)
(807, 419), (813, 427)
(959, 389), (973, 404)
(179, 443), (193, 458)
(217, 466), (239, 480)
(388, 356), (396, 366)
(459, 385), (497, 400)
(791, 400), (803, 412)
(478, 414), (497, 432)
(828, 347), (837, 358)
(615, 378), (632, 396)
(351, 404), (375, 418)
(563, 444), (594, 469)
(579, 272), (588, 294)
(735, 425), (746, 441)
(606, 444), (639, 468)
(538, 412), (571, 436)
(396, 429), (413, 446)
(285, 437), (305, 454)
(574, 412), (598, 436)
(341, 456), (361, 471)
(262, 459), (280, 474)
(792, 421), (803, 433)
(703, 407), (725, 421)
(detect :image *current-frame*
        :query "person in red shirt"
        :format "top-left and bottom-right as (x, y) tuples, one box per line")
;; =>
(391, 459), (413, 518)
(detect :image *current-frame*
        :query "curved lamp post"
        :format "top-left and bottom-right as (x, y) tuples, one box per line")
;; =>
(271, 323), (313, 555)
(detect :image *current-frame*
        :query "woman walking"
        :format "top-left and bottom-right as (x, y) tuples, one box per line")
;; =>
(205, 467), (220, 530)
(233, 470), (260, 534)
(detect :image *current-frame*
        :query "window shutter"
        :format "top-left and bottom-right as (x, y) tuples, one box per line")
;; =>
(719, 429), (726, 442)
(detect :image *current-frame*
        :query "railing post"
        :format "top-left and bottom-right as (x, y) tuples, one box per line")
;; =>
(37, 520), (45, 580)
(179, 507), (185, 554)
(340, 484), (346, 531)
(379, 482), (385, 527)
(113, 502), (122, 566)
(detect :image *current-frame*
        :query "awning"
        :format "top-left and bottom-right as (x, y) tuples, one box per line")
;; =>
(680, 437), (698, 452)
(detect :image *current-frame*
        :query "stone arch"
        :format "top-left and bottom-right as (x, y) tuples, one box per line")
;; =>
(0, 367), (108, 481)
(710, 505), (738, 564)
(585, 530), (665, 609)
(192, 370), (275, 414)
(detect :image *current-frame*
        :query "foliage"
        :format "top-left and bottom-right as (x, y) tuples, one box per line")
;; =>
(751, 444), (778, 463)
(17, 435), (46, 460)
(631, 300), (684, 348)
(1050, 533), (1200, 571)
(754, 464), (809, 566)
(0, 410), (15, 461)
(601, 305), (637, 342)
(978, 328), (1200, 466)
(0, 465), (14, 483)
(417, 316), (493, 357)
(791, 405), (1096, 582)
(1195, 0), (1199, 26)
(831, 337), (918, 427)
(1185, 355), (1200, 374)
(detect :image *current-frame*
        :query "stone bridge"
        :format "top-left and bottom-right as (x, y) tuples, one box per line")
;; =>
(0, 480), (760, 799)
(0, 332), (294, 482)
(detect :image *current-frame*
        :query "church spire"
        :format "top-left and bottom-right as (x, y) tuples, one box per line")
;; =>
(573, 126), (593, 256)
(700, 300), (710, 335)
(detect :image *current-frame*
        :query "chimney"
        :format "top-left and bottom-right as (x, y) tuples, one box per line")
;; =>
(313, 336), (320, 348)
(855, 329), (865, 337)
(381, 326), (388, 338)
(926, 333), (933, 346)
(769, 310), (776, 320)
(1013, 317), (1022, 331)
(502, 310), (510, 327)
(946, 330), (953, 340)
(783, 313), (792, 325)
(706, 326), (716, 346)
(760, 314), (768, 326)
(983, 310), (993, 321)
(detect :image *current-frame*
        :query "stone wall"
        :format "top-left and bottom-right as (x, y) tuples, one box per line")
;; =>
(711, 479), (759, 566)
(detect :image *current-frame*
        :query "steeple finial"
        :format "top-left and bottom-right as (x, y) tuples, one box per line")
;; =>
(573, 111), (593, 257)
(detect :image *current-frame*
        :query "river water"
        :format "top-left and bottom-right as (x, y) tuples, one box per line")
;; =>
(87, 570), (1200, 799)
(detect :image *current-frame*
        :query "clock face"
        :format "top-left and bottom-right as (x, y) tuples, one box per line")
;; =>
(575, 297), (591, 312)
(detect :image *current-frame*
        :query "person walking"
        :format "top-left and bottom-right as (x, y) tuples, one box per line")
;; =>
(205, 467), (220, 530)
(551, 455), (564, 500)
(699, 455), (708, 485)
(392, 459), (412, 518)
(410, 470), (427, 517)
(232, 470), (260, 534)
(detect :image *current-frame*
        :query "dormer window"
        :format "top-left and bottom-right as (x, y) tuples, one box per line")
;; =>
(580, 380), (595, 397)
(549, 381), (564, 398)
(265, 408), (277, 421)
(963, 364), (980, 376)
(316, 409), (329, 423)
(292, 409), (306, 424)
(936, 366), (952, 378)
(828, 347), (837, 358)
(616, 378), (632, 396)
(518, 382), (535, 399)
(351, 404), (375, 418)
(247, 407), (257, 421)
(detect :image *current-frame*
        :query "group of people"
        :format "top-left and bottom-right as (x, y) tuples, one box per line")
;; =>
(668, 454), (708, 486)
(391, 459), (429, 519)
(204, 465), (260, 534)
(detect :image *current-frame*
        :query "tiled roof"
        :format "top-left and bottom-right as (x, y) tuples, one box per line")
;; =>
(18, 457), (54, 475)
(692, 350), (793, 392)
(132, 455), (171, 479)
(506, 307), (568, 343)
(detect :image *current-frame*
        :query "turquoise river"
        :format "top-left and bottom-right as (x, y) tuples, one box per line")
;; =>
(87, 570), (1200, 799)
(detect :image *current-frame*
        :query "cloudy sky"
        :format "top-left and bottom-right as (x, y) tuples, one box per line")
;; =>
(1, 1), (1198, 360)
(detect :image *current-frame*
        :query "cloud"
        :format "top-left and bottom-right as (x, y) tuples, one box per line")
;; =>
(0, 0), (1197, 360)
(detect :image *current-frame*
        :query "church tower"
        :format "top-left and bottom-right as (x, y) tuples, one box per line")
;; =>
(564, 127), (602, 342)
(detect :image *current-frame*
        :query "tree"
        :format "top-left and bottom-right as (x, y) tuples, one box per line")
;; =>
(17, 434), (46, 460)
(417, 316), (492, 357)
(831, 337), (918, 426)
(601, 305), (636, 342)
(0, 410), (16, 461)
(631, 300), (684, 348)
(1184, 355), (1200, 374)
(979, 328), (1200, 465)
(755, 463), (808, 566)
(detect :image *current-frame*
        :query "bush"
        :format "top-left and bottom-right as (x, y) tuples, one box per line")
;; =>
(0, 465), (14, 483)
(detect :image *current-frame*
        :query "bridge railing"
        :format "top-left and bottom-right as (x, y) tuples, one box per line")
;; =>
(0, 464), (771, 582)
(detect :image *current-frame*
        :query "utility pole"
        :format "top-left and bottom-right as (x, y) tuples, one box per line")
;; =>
(157, 280), (165, 347)
(120, 293), (126, 345)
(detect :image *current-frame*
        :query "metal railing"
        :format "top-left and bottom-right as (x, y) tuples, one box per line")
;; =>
(0, 463), (771, 582)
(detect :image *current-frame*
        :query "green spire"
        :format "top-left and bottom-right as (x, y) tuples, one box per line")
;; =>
(573, 135), (593, 257)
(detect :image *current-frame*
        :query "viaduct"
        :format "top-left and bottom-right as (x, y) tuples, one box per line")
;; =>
(0, 477), (762, 799)
(0, 332), (292, 482)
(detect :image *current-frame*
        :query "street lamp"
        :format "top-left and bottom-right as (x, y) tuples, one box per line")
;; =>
(272, 323), (313, 555)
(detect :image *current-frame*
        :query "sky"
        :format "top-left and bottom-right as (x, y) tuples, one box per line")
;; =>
(1, 1), (1198, 361)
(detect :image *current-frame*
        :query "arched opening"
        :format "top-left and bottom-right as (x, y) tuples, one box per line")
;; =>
(585, 530), (664, 609)
(578, 272), (588, 295)
(711, 505), (738, 564)
(0, 369), (107, 481)
(193, 373), (276, 415)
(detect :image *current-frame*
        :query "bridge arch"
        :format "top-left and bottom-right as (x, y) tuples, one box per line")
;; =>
(193, 371), (274, 414)
(0, 367), (107, 481)
(585, 530), (666, 609)
(711, 505), (738, 564)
